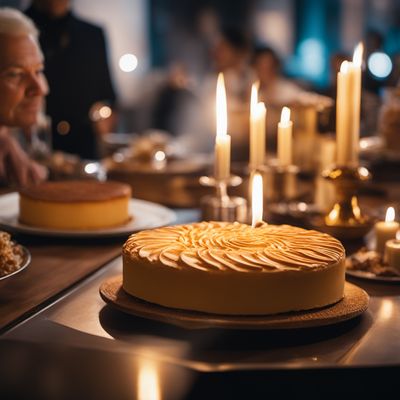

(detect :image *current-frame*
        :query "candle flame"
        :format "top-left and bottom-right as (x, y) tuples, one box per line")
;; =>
(385, 206), (395, 223)
(340, 60), (350, 73)
(353, 42), (363, 67)
(251, 172), (263, 227)
(280, 106), (291, 124)
(327, 204), (340, 223)
(216, 73), (227, 137)
(255, 102), (266, 118)
(351, 196), (361, 220)
(250, 82), (258, 116)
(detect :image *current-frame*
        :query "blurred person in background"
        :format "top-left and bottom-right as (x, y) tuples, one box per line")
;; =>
(151, 62), (198, 137)
(26, 0), (116, 160)
(0, 7), (48, 187)
(252, 45), (302, 105)
(251, 45), (303, 148)
(185, 26), (254, 160)
(211, 26), (253, 104)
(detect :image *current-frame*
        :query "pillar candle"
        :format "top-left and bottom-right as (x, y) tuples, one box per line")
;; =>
(375, 207), (399, 254)
(277, 106), (293, 167)
(250, 102), (266, 169)
(350, 43), (363, 158)
(215, 135), (231, 180)
(336, 43), (363, 167)
(314, 136), (336, 212)
(214, 73), (231, 180)
(336, 61), (353, 166)
(249, 83), (266, 169)
(385, 236), (400, 271)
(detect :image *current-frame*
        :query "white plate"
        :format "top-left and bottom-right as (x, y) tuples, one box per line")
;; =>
(0, 245), (30, 281)
(0, 192), (176, 238)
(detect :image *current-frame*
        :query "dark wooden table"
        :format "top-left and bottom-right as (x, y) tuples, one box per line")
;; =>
(1, 176), (400, 397)
(0, 234), (122, 332)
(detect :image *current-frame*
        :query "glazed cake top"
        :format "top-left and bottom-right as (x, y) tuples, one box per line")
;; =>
(123, 221), (345, 273)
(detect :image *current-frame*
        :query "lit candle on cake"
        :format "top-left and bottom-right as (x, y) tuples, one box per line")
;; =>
(336, 43), (363, 167)
(251, 172), (264, 227)
(249, 82), (266, 169)
(375, 207), (399, 254)
(385, 231), (400, 271)
(214, 73), (231, 180)
(277, 106), (293, 167)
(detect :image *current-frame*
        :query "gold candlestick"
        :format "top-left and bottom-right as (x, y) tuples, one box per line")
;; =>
(313, 165), (373, 239)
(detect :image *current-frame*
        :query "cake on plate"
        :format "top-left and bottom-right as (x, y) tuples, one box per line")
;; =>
(122, 221), (345, 315)
(19, 180), (131, 230)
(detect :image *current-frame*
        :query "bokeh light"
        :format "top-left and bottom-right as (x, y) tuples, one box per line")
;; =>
(367, 52), (393, 79)
(298, 38), (325, 78)
(119, 53), (138, 72)
(99, 105), (112, 119)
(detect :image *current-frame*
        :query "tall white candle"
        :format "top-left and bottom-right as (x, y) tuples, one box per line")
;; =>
(277, 106), (293, 167)
(250, 82), (258, 120)
(336, 61), (353, 166)
(214, 73), (231, 180)
(351, 43), (363, 158)
(375, 207), (399, 254)
(336, 43), (363, 167)
(249, 82), (266, 169)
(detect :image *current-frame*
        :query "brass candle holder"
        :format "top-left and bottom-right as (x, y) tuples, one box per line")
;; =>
(199, 175), (247, 222)
(312, 165), (373, 239)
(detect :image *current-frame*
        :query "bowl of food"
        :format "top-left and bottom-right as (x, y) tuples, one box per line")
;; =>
(0, 231), (30, 281)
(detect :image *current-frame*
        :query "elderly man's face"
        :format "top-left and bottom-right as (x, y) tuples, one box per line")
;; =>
(0, 34), (48, 128)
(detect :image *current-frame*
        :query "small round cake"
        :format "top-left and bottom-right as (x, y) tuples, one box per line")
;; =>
(19, 180), (131, 230)
(123, 221), (346, 315)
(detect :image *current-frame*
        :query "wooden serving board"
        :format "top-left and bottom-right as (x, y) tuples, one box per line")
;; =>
(100, 277), (369, 330)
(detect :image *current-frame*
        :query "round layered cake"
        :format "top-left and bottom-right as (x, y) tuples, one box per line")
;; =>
(19, 180), (131, 230)
(123, 221), (345, 315)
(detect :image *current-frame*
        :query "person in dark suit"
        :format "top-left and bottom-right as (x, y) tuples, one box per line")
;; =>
(26, 0), (116, 160)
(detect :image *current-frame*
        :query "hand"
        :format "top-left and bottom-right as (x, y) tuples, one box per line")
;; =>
(0, 127), (47, 187)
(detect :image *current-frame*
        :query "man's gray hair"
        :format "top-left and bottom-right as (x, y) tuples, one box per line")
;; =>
(0, 7), (38, 38)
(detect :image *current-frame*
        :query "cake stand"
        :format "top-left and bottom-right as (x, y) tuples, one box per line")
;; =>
(100, 276), (369, 330)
